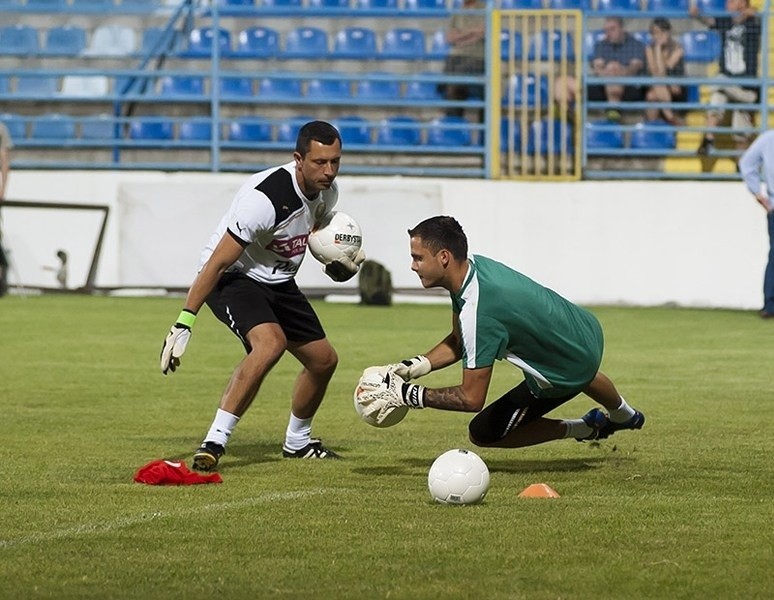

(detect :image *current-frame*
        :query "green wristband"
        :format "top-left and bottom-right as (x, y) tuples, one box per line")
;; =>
(176, 310), (197, 329)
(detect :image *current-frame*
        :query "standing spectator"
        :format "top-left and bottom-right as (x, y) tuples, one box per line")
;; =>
(644, 18), (687, 125)
(441, 0), (486, 119)
(738, 130), (774, 318)
(691, 0), (761, 155)
(0, 120), (13, 298)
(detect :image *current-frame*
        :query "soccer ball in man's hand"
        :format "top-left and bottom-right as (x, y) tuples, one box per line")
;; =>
(353, 366), (408, 428)
(308, 211), (363, 265)
(428, 449), (490, 505)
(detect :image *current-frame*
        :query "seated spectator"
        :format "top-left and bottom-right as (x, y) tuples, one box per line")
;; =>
(690, 0), (761, 155)
(644, 18), (687, 125)
(441, 0), (485, 119)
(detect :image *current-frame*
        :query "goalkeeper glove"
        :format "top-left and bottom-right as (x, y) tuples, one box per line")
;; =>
(160, 309), (196, 375)
(356, 370), (425, 425)
(324, 248), (366, 282)
(390, 355), (432, 380)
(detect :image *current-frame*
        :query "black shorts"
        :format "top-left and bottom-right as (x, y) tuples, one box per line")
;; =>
(468, 381), (579, 445)
(205, 273), (325, 352)
(587, 84), (644, 102)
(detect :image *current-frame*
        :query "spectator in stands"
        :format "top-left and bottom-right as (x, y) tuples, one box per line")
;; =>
(644, 18), (687, 125)
(738, 130), (774, 318)
(691, 0), (761, 156)
(0, 120), (12, 298)
(441, 0), (486, 119)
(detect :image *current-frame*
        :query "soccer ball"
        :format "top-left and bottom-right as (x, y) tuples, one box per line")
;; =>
(428, 449), (490, 505)
(308, 211), (363, 265)
(353, 366), (408, 428)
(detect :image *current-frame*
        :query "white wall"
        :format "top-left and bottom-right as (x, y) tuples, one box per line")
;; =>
(2, 170), (766, 309)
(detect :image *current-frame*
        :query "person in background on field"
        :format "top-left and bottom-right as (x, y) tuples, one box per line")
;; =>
(691, 0), (761, 156)
(0, 120), (13, 298)
(356, 216), (645, 449)
(441, 0), (486, 119)
(644, 18), (687, 125)
(160, 120), (365, 471)
(738, 130), (774, 318)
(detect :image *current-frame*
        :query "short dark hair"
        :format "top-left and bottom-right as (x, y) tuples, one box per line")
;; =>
(408, 216), (468, 261)
(650, 17), (671, 32)
(295, 120), (341, 155)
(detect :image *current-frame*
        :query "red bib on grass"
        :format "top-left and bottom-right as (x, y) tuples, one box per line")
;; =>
(133, 459), (222, 485)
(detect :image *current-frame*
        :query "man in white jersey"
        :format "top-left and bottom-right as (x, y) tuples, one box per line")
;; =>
(357, 216), (644, 447)
(160, 121), (365, 471)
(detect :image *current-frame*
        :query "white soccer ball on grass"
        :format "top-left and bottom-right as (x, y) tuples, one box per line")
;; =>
(428, 448), (490, 505)
(308, 211), (363, 265)
(353, 366), (409, 428)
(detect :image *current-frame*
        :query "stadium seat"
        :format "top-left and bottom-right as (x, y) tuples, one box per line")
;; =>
(227, 118), (273, 142)
(355, 0), (398, 7)
(584, 30), (605, 58)
(404, 0), (446, 9)
(284, 27), (329, 59)
(643, 0), (689, 12)
(129, 120), (174, 141)
(501, 0), (544, 7)
(595, 0), (640, 11)
(181, 27), (231, 58)
(694, 0), (725, 10)
(585, 119), (625, 151)
(681, 30), (721, 63)
(25, 0), (67, 8)
(16, 76), (59, 96)
(61, 75), (110, 97)
(332, 27), (378, 59)
(219, 77), (254, 99)
(404, 74), (442, 100)
(630, 120), (675, 150)
(277, 116), (315, 143)
(141, 27), (180, 57)
(0, 113), (25, 140)
(427, 116), (473, 146)
(258, 78), (303, 99)
(381, 28), (426, 60)
(500, 118), (523, 153)
(307, 78), (352, 99)
(0, 25), (39, 56)
(547, 0), (589, 7)
(159, 76), (205, 97)
(531, 119), (573, 155)
(529, 30), (574, 61)
(179, 121), (213, 141)
(84, 25), (136, 56)
(30, 114), (76, 140)
(0, 77), (8, 94)
(215, 0), (254, 5)
(503, 74), (548, 107)
(500, 29), (524, 61)
(231, 26), (279, 58)
(376, 116), (422, 146)
(427, 30), (450, 60)
(355, 75), (401, 100)
(307, 0), (349, 6)
(44, 26), (86, 56)
(80, 115), (116, 140)
(71, 0), (116, 8)
(333, 115), (371, 145)
(263, 0), (301, 5)
(632, 31), (652, 46)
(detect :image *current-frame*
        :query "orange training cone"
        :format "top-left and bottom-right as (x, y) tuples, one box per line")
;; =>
(518, 483), (560, 498)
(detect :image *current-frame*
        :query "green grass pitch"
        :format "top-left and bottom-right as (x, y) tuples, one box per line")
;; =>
(1, 295), (773, 599)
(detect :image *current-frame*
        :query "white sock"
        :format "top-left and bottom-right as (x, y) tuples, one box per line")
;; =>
(284, 413), (312, 451)
(563, 419), (593, 439)
(608, 397), (636, 424)
(204, 409), (240, 447)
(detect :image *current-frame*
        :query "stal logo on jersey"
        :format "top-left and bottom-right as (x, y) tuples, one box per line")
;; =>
(267, 235), (308, 258)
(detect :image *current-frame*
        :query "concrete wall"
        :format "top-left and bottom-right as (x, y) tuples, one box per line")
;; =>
(2, 170), (766, 309)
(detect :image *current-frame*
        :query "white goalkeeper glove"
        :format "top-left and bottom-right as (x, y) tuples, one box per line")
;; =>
(160, 309), (196, 375)
(324, 248), (366, 282)
(389, 355), (432, 380)
(356, 369), (425, 425)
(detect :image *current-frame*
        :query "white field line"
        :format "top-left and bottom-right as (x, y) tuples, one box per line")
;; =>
(0, 488), (331, 550)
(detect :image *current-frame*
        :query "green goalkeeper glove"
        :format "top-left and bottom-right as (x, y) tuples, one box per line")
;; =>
(160, 309), (196, 375)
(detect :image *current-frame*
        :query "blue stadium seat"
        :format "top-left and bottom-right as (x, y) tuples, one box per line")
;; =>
(307, 0), (349, 6)
(0, 25), (39, 56)
(333, 115), (371, 145)
(25, 0), (67, 8)
(258, 78), (303, 99)
(584, 30), (605, 57)
(529, 30), (574, 61)
(427, 116), (473, 146)
(630, 120), (675, 150)
(503, 74), (548, 107)
(0, 77), (9, 94)
(585, 119), (625, 150)
(694, 0), (725, 10)
(501, 0), (543, 7)
(44, 26), (86, 56)
(30, 114), (76, 140)
(263, 0), (302, 5)
(681, 30), (721, 63)
(381, 28), (425, 60)
(232, 26), (279, 58)
(159, 76), (205, 97)
(501, 29), (524, 61)
(215, 0), (254, 5)
(16, 76), (59, 96)
(531, 119), (573, 155)
(129, 120), (173, 140)
(355, 76), (401, 99)
(181, 27), (231, 58)
(595, 0), (640, 11)
(643, 0), (689, 11)
(355, 0), (398, 7)
(179, 121), (213, 141)
(307, 78), (352, 99)
(404, 74), (442, 100)
(332, 27), (378, 59)
(0, 113), (25, 140)
(376, 116), (421, 145)
(427, 30), (450, 59)
(141, 27), (180, 56)
(71, 0), (116, 8)
(500, 118), (523, 153)
(227, 119), (273, 142)
(81, 115), (116, 140)
(547, 0), (589, 7)
(220, 77), (254, 99)
(284, 27), (329, 59)
(277, 116), (315, 143)
(404, 0), (446, 8)
(631, 31), (652, 46)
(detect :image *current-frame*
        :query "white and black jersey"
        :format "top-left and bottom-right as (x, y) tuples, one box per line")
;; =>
(199, 161), (338, 284)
